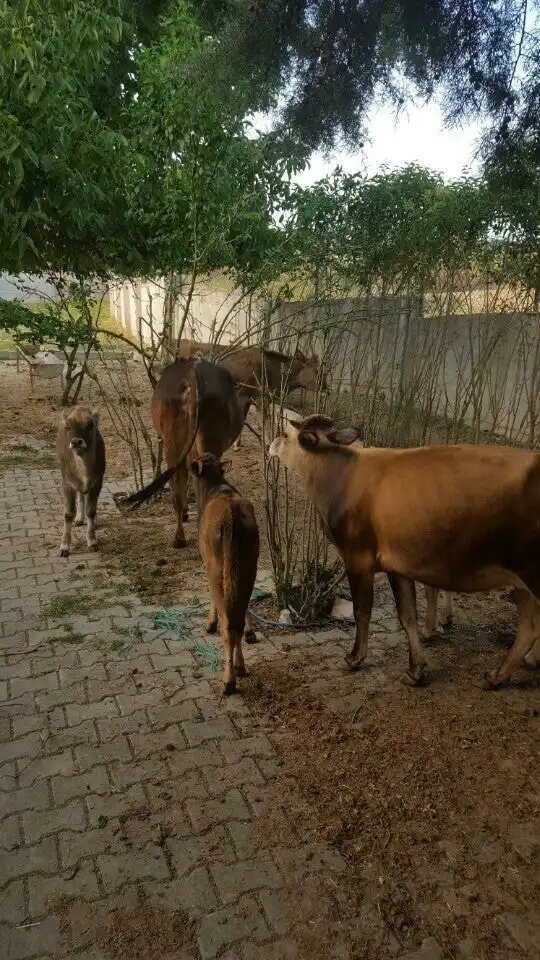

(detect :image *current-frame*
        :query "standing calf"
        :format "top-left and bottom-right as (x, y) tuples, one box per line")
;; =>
(423, 587), (454, 637)
(56, 407), (105, 557)
(192, 454), (260, 694)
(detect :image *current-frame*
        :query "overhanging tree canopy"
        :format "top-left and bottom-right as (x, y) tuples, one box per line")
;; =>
(194, 0), (539, 163)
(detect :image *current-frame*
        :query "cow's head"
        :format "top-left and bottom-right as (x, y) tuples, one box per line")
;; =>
(269, 414), (363, 471)
(62, 407), (99, 455)
(291, 349), (329, 394)
(191, 452), (231, 481)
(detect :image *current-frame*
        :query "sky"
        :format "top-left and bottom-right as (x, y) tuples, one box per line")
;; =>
(266, 99), (484, 188)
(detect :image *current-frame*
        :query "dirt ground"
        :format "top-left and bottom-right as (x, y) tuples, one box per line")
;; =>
(1, 358), (539, 959)
(240, 582), (540, 959)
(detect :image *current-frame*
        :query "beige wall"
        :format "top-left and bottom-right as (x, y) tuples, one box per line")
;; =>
(109, 279), (270, 348)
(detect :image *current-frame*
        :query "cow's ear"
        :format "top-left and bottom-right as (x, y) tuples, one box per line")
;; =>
(297, 429), (319, 450)
(288, 419), (302, 431)
(327, 425), (364, 446)
(294, 347), (307, 362)
(91, 410), (100, 428)
(220, 458), (232, 473)
(191, 459), (203, 476)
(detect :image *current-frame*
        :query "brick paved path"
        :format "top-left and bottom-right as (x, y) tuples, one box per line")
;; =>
(0, 467), (355, 960)
(1, 466), (439, 960)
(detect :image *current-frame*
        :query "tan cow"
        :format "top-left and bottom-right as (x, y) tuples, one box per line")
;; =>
(269, 414), (540, 689)
(191, 453), (260, 694)
(122, 358), (243, 548)
(56, 407), (105, 557)
(178, 341), (326, 450)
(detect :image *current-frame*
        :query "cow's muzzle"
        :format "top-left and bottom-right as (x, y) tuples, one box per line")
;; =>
(70, 438), (87, 452)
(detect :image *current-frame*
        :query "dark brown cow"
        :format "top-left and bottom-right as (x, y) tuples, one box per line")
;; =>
(191, 453), (260, 694)
(56, 407), (106, 557)
(122, 358), (243, 547)
(177, 340), (325, 450)
(269, 414), (540, 689)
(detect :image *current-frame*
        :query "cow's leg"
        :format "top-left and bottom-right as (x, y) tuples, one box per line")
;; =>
(345, 569), (374, 670)
(484, 588), (540, 688)
(422, 586), (441, 639)
(388, 574), (427, 685)
(440, 591), (454, 627)
(86, 491), (99, 551)
(234, 635), (248, 678)
(524, 632), (540, 668)
(60, 486), (76, 557)
(74, 492), (86, 526)
(182, 473), (190, 522)
(233, 401), (251, 451)
(221, 618), (239, 694)
(169, 462), (188, 548)
(206, 600), (218, 634)
(242, 609), (257, 644)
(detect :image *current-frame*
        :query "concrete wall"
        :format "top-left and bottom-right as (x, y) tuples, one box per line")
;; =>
(109, 278), (270, 348)
(109, 280), (540, 445)
(273, 299), (540, 446)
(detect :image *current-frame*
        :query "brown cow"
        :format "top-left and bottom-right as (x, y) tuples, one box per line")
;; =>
(122, 358), (243, 548)
(56, 407), (105, 557)
(220, 346), (325, 449)
(269, 414), (540, 689)
(192, 453), (260, 694)
(178, 341), (325, 450)
(177, 339), (227, 360)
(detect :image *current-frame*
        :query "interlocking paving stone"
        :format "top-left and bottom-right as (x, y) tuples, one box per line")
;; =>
(0, 463), (403, 959)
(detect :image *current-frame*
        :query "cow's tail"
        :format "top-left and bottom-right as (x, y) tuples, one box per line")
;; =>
(121, 366), (200, 510)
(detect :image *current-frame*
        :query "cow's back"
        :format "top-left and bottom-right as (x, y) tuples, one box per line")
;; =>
(152, 358), (242, 456)
(196, 361), (243, 454)
(219, 346), (263, 387)
(201, 493), (259, 608)
(342, 443), (540, 586)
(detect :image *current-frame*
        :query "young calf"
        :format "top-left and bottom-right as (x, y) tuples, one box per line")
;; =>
(423, 586), (454, 637)
(56, 407), (105, 557)
(192, 454), (260, 694)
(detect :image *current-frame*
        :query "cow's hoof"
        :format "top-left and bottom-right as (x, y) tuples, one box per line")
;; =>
(403, 666), (428, 686)
(441, 615), (454, 629)
(223, 680), (237, 695)
(206, 621), (218, 635)
(345, 653), (364, 671)
(421, 625), (443, 641)
(483, 671), (502, 690)
(181, 508), (189, 522)
(235, 665), (248, 678)
(173, 536), (186, 549)
(244, 630), (259, 644)
(524, 653), (538, 669)
(60, 547), (70, 558)
(74, 519), (85, 527)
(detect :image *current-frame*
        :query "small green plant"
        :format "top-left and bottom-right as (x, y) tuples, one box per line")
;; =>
(275, 559), (343, 623)
(42, 593), (98, 619)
